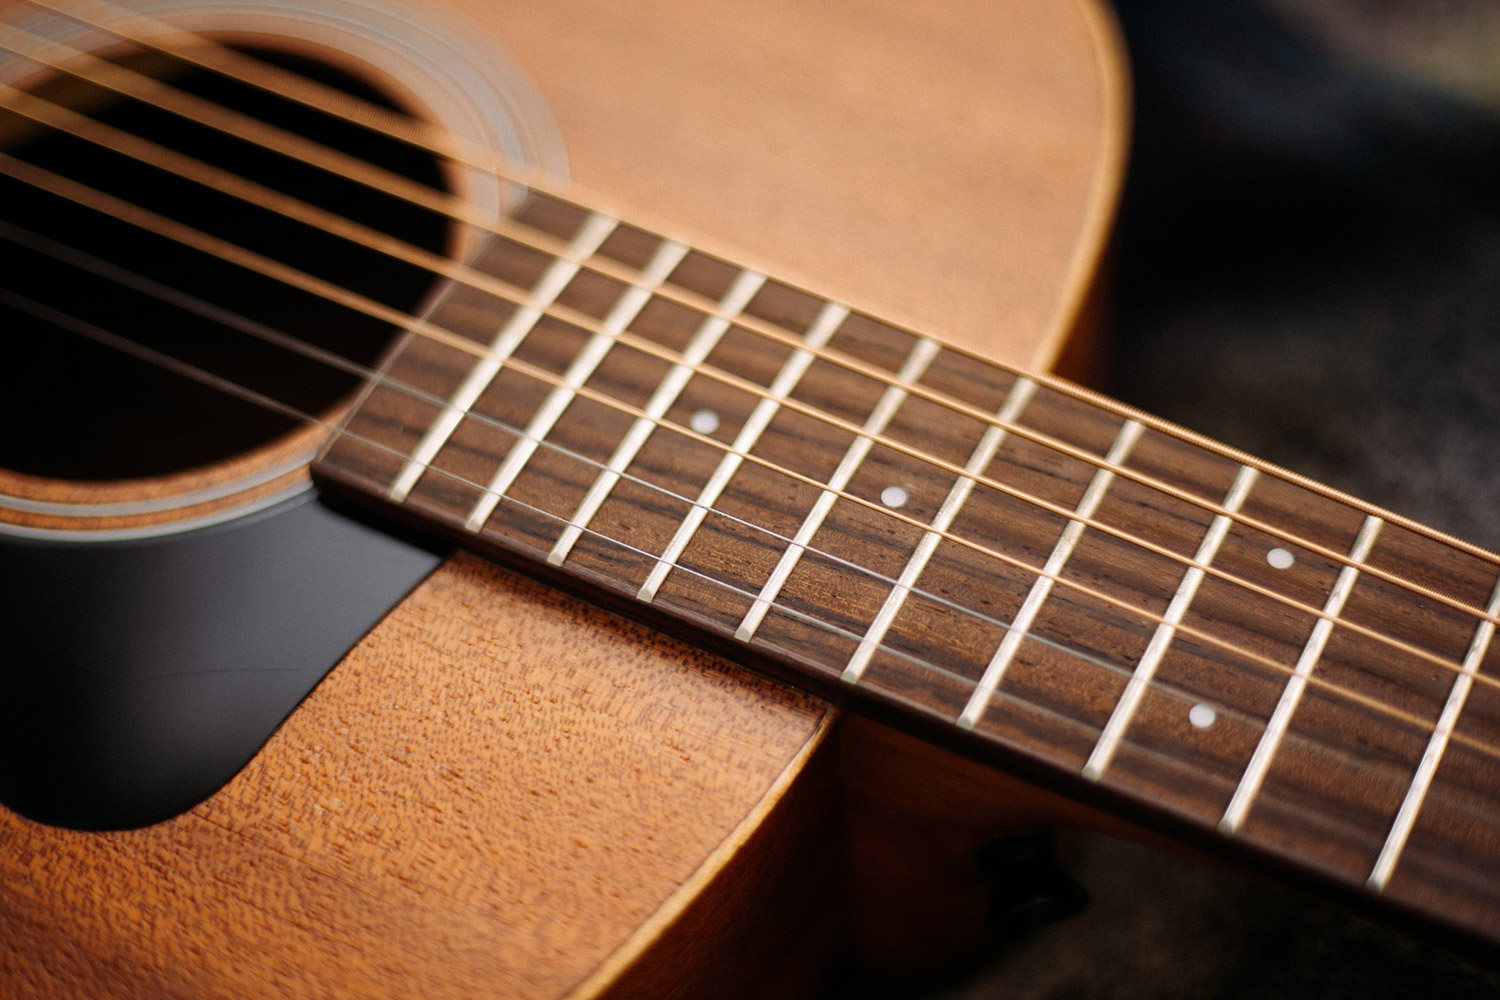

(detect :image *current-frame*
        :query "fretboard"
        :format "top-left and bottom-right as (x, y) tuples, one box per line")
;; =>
(312, 189), (1500, 948)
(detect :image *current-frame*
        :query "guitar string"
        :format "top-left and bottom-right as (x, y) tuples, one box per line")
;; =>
(7, 155), (1494, 753)
(12, 282), (1498, 833)
(12, 1), (1500, 894)
(11, 0), (1488, 592)
(6, 214), (1496, 783)
(2, 107), (1488, 734)
(5, 12), (1500, 614)
(3, 152), (1496, 763)
(2, 35), (1497, 745)
(1, 83), (1494, 696)
(19, 0), (507, 180)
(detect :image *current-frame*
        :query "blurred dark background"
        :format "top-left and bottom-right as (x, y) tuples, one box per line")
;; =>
(1105, 0), (1500, 550)
(837, 0), (1500, 996)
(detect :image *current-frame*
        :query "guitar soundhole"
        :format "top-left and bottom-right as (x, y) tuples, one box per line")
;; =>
(0, 43), (450, 481)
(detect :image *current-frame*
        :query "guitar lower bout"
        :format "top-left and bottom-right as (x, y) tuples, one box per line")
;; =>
(0, 0), (1129, 995)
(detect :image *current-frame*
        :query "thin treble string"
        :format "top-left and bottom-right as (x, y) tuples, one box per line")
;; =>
(1, 87), (1488, 697)
(6, 37), (1495, 678)
(3, 157), (1492, 752)
(0, 88), (1488, 704)
(0, 270), (1179, 716)
(0, 177), (1483, 767)
(6, 13), (1498, 618)
(18, 0), (516, 184)
(15, 11), (1500, 855)
(12, 9), (1500, 610)
(11, 284), (1495, 808)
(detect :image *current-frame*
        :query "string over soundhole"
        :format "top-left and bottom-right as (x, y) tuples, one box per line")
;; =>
(0, 32), (449, 532)
(0, 0), (563, 538)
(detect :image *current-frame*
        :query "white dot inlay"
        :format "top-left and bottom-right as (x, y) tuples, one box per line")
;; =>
(689, 408), (720, 435)
(880, 485), (909, 509)
(1189, 703), (1218, 729)
(1267, 547), (1295, 570)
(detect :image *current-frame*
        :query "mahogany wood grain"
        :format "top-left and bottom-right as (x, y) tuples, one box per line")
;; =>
(0, 0), (1126, 995)
(317, 183), (1500, 947)
(0, 0), (1126, 514)
(478, 0), (1127, 372)
(0, 555), (832, 998)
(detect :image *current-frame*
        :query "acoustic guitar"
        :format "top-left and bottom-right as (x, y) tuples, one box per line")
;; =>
(1, 0), (1496, 996)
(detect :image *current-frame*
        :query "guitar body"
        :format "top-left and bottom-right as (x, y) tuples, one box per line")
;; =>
(0, 0), (1126, 997)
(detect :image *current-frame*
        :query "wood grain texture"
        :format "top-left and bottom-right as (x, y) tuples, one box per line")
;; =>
(0, 554), (831, 998)
(420, 0), (1125, 372)
(0, 0), (1125, 505)
(0, 423), (320, 533)
(320, 193), (1500, 948)
(0, 0), (1125, 995)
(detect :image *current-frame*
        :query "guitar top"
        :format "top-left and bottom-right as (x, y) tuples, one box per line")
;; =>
(8, 0), (1500, 997)
(0, 1), (1126, 997)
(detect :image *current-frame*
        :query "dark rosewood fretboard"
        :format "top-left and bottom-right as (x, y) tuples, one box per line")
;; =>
(313, 189), (1500, 948)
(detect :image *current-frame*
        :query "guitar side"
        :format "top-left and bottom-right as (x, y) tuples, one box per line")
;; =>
(0, 1), (1127, 996)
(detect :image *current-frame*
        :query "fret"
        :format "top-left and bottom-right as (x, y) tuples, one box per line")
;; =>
(1369, 577), (1500, 891)
(1376, 636), (1500, 938)
(1097, 503), (1335, 825)
(1374, 575), (1500, 893)
(1237, 469), (1371, 565)
(739, 276), (831, 335)
(569, 300), (828, 617)
(635, 300), (848, 602)
(900, 331), (1018, 417)
(1088, 432), (1241, 563)
(463, 238), (689, 533)
(957, 418), (1144, 727)
(659, 249), (748, 304)
(387, 212), (617, 502)
(1211, 476), (1364, 626)
(312, 193), (1500, 948)
(1116, 475), (1373, 820)
(1343, 520), (1500, 659)
(1114, 416), (1245, 512)
(546, 267), (767, 566)
(820, 311), (934, 388)
(545, 357), (771, 597)
(849, 379), (1136, 744)
(641, 314), (924, 652)
(1220, 513), (1384, 833)
(1083, 464), (1260, 780)
(734, 336), (940, 642)
(1216, 503), (1499, 884)
(592, 221), (667, 272)
(840, 376), (1038, 683)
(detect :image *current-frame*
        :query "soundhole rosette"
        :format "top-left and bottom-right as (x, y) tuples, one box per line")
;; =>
(0, 0), (565, 540)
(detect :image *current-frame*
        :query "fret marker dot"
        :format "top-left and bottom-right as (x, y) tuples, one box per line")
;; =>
(1189, 703), (1218, 729)
(1266, 547), (1295, 570)
(880, 485), (909, 509)
(689, 408), (720, 435)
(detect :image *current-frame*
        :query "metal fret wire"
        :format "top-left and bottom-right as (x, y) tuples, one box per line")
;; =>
(0, 164), (1485, 760)
(1083, 464), (1262, 782)
(8, 11), (1500, 869)
(10, 280), (1500, 851)
(1369, 579), (1500, 890)
(6, 212), (1498, 839)
(4, 146), (1498, 785)
(4, 10), (1500, 621)
(1, 78), (1493, 697)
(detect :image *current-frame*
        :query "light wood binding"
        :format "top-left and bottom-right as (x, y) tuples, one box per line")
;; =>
(0, 0), (1126, 997)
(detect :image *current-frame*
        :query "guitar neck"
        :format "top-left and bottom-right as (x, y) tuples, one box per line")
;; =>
(313, 186), (1500, 947)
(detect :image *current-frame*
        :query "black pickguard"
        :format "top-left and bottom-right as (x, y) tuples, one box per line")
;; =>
(0, 493), (443, 830)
